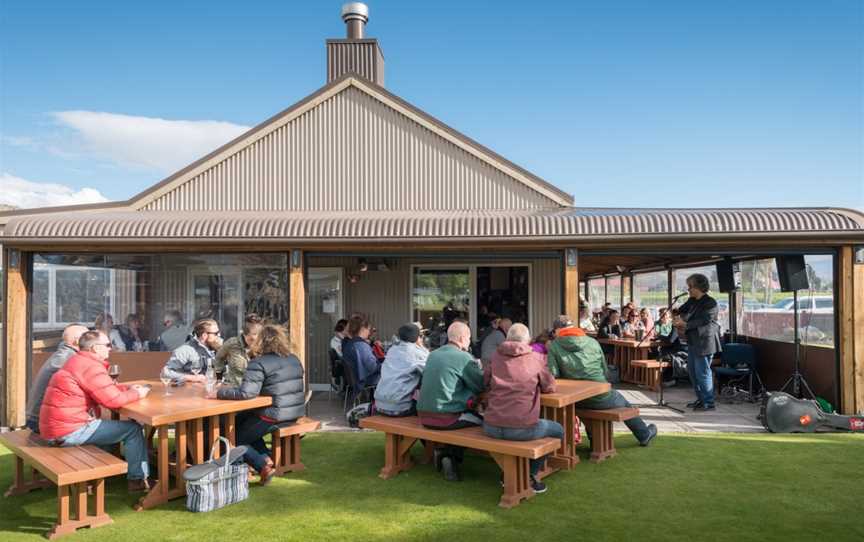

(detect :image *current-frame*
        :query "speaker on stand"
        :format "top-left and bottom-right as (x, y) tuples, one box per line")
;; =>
(776, 255), (815, 399)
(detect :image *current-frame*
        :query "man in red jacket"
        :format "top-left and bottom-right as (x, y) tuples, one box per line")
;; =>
(39, 330), (152, 492)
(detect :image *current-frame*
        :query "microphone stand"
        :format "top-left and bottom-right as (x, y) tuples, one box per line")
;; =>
(631, 292), (688, 414)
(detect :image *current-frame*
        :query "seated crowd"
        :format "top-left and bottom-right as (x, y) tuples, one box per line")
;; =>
(27, 312), (306, 491)
(365, 313), (658, 494)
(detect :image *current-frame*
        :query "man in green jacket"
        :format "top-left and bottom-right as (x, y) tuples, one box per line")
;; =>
(417, 321), (485, 481)
(547, 315), (657, 447)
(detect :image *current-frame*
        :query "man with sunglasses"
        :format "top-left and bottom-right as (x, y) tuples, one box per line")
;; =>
(161, 318), (223, 384)
(39, 330), (153, 492)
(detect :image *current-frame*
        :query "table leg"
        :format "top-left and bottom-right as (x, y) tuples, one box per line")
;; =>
(175, 421), (187, 495)
(135, 425), (170, 511)
(224, 413), (236, 444)
(192, 418), (204, 464)
(208, 415), (221, 457)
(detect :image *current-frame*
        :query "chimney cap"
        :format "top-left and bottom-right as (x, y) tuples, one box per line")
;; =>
(341, 2), (369, 23)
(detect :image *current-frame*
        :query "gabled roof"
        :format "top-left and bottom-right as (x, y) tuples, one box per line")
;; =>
(0, 73), (574, 228)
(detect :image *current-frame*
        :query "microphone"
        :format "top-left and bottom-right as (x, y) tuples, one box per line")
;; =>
(672, 291), (689, 301)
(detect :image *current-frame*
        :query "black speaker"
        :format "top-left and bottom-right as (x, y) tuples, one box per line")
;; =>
(716, 260), (740, 293)
(776, 255), (809, 292)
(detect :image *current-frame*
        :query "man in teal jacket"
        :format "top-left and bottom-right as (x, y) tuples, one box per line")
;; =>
(547, 315), (657, 446)
(418, 321), (485, 481)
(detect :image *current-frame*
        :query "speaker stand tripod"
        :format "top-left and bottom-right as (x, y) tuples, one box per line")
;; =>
(779, 289), (816, 400)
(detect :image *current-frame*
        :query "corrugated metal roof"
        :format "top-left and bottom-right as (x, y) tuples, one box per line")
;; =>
(4, 207), (862, 242)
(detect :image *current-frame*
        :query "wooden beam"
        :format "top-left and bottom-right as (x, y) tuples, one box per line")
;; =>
(853, 248), (864, 414)
(837, 246), (856, 414)
(563, 249), (579, 319)
(289, 250), (306, 371)
(4, 248), (29, 428)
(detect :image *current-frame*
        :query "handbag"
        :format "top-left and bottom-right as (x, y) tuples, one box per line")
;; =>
(184, 436), (249, 513)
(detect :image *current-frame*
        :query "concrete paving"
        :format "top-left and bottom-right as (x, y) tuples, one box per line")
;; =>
(306, 382), (767, 434)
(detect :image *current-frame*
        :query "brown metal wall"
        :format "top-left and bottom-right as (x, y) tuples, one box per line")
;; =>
(305, 255), (560, 384)
(327, 41), (384, 86)
(140, 86), (555, 212)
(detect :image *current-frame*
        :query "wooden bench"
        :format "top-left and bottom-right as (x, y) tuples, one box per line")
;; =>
(359, 415), (561, 508)
(573, 407), (639, 463)
(630, 359), (670, 392)
(269, 417), (321, 476)
(0, 430), (127, 539)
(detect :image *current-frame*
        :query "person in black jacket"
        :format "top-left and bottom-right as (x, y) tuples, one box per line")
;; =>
(210, 324), (304, 485)
(675, 274), (722, 411)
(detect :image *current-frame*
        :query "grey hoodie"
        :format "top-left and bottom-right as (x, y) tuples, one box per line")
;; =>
(374, 341), (429, 413)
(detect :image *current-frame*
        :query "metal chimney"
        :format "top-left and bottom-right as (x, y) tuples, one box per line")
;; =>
(341, 3), (369, 39)
(327, 2), (385, 86)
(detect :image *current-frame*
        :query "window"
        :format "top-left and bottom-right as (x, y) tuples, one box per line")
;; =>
(32, 253), (288, 350)
(587, 277), (605, 312)
(673, 265), (729, 335)
(606, 275), (622, 308)
(632, 270), (669, 319)
(739, 255), (834, 346)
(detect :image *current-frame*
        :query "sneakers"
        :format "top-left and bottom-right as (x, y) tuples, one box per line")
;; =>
(686, 400), (703, 409)
(530, 475), (547, 494)
(639, 424), (658, 447)
(693, 404), (716, 412)
(440, 456), (461, 482)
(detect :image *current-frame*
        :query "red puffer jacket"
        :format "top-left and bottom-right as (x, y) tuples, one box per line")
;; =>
(39, 351), (140, 440)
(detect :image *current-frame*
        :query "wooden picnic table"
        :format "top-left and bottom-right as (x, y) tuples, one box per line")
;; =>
(539, 379), (611, 472)
(113, 380), (271, 510)
(596, 338), (658, 383)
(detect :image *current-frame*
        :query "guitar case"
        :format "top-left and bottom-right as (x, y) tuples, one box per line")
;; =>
(760, 392), (864, 433)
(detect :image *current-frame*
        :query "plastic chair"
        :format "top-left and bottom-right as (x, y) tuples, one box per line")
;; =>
(713, 343), (764, 402)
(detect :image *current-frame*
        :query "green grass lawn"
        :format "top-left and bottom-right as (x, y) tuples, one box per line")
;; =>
(1, 431), (862, 542)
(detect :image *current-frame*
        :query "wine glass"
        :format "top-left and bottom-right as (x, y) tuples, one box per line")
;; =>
(160, 374), (172, 395)
(108, 364), (121, 383)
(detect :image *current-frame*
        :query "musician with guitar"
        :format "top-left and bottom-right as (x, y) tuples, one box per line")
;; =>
(673, 274), (722, 411)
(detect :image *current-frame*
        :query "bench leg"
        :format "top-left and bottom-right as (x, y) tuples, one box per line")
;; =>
(585, 419), (617, 463)
(47, 481), (113, 539)
(490, 453), (534, 509)
(379, 433), (418, 479)
(271, 434), (307, 476)
(5, 456), (53, 496)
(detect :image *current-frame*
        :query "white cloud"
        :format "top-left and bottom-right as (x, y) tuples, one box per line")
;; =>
(52, 111), (251, 172)
(0, 173), (109, 209)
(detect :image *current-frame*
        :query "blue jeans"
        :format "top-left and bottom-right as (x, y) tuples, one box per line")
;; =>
(483, 419), (564, 476)
(235, 412), (282, 472)
(577, 390), (653, 443)
(59, 419), (149, 480)
(687, 347), (715, 406)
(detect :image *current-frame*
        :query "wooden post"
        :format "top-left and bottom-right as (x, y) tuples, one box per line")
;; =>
(4, 247), (29, 428)
(837, 246), (859, 414)
(563, 249), (579, 319)
(839, 246), (864, 414)
(289, 250), (306, 370)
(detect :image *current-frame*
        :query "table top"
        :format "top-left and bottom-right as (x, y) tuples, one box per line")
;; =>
(541, 379), (611, 408)
(117, 380), (272, 427)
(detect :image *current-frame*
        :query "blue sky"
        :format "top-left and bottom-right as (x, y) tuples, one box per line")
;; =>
(1, 1), (862, 209)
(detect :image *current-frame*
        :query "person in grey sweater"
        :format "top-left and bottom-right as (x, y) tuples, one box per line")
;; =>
(480, 318), (511, 366)
(161, 319), (222, 384)
(25, 324), (89, 433)
(374, 323), (429, 416)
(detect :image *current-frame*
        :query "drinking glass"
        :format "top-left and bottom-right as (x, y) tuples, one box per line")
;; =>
(160, 374), (172, 395)
(108, 364), (121, 383)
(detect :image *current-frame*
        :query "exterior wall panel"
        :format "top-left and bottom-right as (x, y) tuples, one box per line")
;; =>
(141, 87), (555, 213)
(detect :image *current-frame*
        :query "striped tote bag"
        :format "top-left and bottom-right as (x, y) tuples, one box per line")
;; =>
(185, 437), (250, 513)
